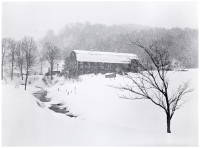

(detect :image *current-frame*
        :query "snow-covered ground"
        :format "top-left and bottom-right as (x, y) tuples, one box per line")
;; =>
(1, 69), (198, 146)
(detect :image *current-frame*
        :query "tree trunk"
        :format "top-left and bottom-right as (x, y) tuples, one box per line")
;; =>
(24, 73), (28, 91)
(40, 61), (43, 75)
(24, 65), (28, 91)
(11, 62), (14, 81)
(20, 66), (23, 80)
(167, 114), (171, 133)
(4, 77), (7, 84)
(11, 54), (14, 81)
(1, 58), (3, 80)
(51, 64), (53, 80)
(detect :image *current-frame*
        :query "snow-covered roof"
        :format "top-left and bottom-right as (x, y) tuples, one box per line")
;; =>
(73, 50), (138, 64)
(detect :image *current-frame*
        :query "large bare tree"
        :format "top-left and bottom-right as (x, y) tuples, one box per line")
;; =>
(22, 37), (38, 90)
(16, 41), (24, 80)
(42, 42), (60, 80)
(1, 38), (10, 80)
(116, 41), (193, 133)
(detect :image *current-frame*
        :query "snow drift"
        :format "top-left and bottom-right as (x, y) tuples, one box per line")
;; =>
(2, 69), (198, 146)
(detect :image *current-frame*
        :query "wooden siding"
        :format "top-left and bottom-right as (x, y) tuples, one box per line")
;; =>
(69, 51), (138, 77)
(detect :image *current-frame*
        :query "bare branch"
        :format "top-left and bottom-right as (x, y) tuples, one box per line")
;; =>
(112, 39), (193, 133)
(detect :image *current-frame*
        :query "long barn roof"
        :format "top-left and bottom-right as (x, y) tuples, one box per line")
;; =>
(73, 50), (138, 64)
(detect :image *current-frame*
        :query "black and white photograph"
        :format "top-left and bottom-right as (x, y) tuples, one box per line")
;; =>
(1, 1), (199, 146)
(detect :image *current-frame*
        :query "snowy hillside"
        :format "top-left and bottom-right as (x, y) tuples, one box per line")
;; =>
(2, 69), (198, 146)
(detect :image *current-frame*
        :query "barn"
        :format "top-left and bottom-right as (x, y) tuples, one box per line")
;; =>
(68, 50), (138, 77)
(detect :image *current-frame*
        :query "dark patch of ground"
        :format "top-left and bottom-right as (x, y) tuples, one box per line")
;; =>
(49, 103), (77, 118)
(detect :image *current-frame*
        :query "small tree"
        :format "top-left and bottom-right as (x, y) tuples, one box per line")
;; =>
(116, 41), (193, 133)
(22, 37), (38, 90)
(42, 42), (60, 80)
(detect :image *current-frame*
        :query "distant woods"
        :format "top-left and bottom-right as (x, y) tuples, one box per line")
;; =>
(1, 23), (198, 83)
(39, 23), (198, 69)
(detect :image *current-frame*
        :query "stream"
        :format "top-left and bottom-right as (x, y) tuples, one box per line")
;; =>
(33, 89), (77, 118)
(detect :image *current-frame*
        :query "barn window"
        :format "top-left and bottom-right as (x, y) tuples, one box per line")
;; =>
(105, 63), (109, 69)
(101, 63), (104, 69)
(108, 63), (111, 69)
(93, 62), (97, 68)
(79, 62), (83, 68)
(85, 62), (90, 68)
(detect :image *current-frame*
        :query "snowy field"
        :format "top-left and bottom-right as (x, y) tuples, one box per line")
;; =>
(2, 69), (198, 146)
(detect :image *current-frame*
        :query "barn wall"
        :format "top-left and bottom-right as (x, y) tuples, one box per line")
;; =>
(69, 51), (138, 77)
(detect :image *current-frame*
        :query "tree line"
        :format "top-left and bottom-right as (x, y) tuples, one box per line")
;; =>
(39, 23), (198, 69)
(1, 37), (60, 90)
(2, 37), (38, 90)
(2, 23), (198, 89)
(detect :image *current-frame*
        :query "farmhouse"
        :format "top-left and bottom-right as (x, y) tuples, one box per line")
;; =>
(69, 50), (138, 76)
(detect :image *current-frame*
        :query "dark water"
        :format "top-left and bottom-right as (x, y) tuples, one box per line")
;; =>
(33, 90), (77, 118)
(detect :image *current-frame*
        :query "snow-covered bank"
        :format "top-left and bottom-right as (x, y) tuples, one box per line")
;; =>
(46, 70), (198, 135)
(2, 69), (198, 146)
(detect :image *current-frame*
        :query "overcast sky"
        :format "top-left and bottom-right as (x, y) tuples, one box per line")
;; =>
(2, 1), (199, 40)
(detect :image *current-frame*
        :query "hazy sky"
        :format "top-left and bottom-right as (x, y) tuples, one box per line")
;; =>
(2, 1), (199, 40)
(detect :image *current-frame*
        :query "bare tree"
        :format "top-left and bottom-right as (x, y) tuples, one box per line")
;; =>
(1, 38), (10, 80)
(38, 53), (44, 75)
(115, 41), (193, 133)
(22, 37), (38, 90)
(7, 39), (16, 81)
(42, 42), (60, 80)
(15, 41), (24, 80)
